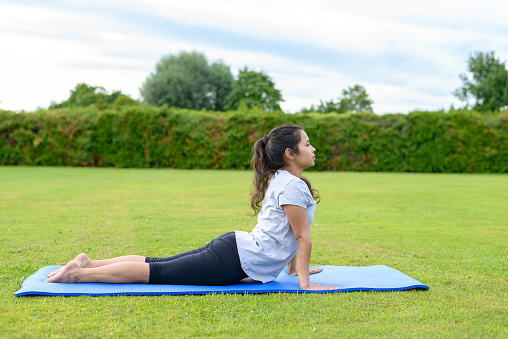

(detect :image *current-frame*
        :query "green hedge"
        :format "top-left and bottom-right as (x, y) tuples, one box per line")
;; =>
(0, 107), (507, 172)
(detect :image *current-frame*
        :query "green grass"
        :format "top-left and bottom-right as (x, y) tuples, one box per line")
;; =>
(0, 167), (506, 338)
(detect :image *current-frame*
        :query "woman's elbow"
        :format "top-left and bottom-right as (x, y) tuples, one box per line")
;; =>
(296, 235), (312, 246)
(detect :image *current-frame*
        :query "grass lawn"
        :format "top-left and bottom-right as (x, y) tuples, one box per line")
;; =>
(0, 166), (506, 337)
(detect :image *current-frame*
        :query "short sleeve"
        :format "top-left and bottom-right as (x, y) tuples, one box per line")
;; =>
(278, 179), (312, 209)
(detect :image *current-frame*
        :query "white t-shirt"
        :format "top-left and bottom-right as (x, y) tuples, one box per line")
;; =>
(235, 170), (317, 283)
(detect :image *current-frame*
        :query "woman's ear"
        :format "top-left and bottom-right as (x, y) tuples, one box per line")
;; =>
(284, 148), (294, 160)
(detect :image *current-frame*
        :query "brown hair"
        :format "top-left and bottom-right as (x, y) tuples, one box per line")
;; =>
(250, 124), (320, 215)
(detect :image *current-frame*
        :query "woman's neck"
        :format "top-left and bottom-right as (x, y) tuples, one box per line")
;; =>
(280, 164), (303, 178)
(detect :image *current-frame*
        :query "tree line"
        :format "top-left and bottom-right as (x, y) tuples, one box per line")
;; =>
(50, 50), (508, 114)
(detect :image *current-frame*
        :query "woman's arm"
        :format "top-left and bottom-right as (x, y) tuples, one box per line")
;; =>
(283, 205), (338, 291)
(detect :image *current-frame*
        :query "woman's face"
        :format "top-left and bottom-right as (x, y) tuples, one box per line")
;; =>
(293, 130), (316, 169)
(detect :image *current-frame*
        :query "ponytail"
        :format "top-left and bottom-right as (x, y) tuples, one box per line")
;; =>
(250, 135), (276, 214)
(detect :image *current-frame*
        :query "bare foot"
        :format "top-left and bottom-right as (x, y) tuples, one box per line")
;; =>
(74, 253), (92, 268)
(48, 253), (92, 278)
(45, 261), (81, 283)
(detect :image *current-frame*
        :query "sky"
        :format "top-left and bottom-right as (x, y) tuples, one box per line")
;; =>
(1, 0), (507, 114)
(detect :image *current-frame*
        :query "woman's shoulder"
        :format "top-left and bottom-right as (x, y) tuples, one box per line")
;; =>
(275, 171), (313, 205)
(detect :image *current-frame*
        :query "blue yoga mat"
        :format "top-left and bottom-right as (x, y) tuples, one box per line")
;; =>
(15, 265), (428, 296)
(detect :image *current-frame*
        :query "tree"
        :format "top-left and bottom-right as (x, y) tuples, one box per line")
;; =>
(226, 68), (283, 111)
(140, 51), (233, 111)
(50, 83), (134, 109)
(337, 84), (374, 113)
(300, 99), (338, 114)
(112, 94), (140, 109)
(454, 51), (508, 112)
(300, 84), (373, 113)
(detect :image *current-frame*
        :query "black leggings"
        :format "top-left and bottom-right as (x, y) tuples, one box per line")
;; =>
(145, 232), (248, 285)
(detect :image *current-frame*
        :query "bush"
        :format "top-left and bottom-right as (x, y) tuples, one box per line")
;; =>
(0, 107), (506, 172)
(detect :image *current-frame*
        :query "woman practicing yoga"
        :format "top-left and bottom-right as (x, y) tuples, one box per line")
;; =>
(46, 124), (338, 291)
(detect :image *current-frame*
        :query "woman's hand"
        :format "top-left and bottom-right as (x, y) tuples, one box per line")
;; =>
(300, 283), (339, 291)
(289, 267), (322, 276)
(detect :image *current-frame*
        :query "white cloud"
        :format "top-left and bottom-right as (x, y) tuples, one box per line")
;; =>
(1, 0), (507, 113)
(112, 0), (508, 55)
(0, 3), (197, 109)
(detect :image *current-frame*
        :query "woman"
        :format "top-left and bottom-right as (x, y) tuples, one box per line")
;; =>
(46, 124), (338, 291)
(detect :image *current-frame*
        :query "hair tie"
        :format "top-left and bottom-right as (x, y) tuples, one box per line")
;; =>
(263, 134), (269, 145)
